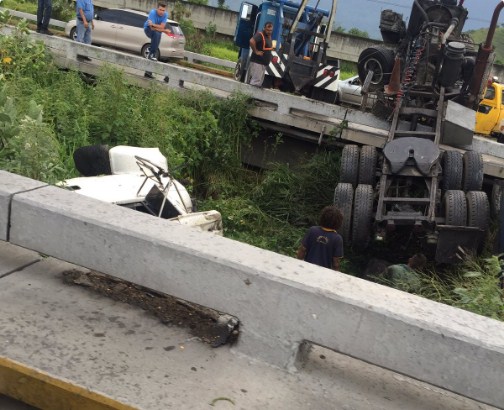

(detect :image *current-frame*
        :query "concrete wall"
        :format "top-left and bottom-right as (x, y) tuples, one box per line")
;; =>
(1, 170), (504, 409)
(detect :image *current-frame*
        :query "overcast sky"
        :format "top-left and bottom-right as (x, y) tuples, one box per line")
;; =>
(208, 0), (504, 39)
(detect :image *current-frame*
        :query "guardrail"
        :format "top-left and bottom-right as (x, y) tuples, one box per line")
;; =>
(1, 171), (504, 409)
(184, 50), (235, 69)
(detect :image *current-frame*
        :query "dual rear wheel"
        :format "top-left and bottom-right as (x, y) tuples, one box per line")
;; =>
(336, 145), (377, 249)
(443, 190), (490, 231)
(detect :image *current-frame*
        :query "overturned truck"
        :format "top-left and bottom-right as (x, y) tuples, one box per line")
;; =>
(334, 0), (503, 263)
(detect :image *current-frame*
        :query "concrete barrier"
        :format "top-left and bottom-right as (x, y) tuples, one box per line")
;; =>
(0, 171), (46, 241)
(1, 170), (503, 408)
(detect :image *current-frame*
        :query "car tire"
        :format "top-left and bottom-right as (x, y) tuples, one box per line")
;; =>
(70, 27), (77, 41)
(141, 44), (160, 60)
(357, 46), (395, 91)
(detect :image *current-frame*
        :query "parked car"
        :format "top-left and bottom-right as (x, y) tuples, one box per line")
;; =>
(336, 75), (377, 108)
(64, 8), (185, 61)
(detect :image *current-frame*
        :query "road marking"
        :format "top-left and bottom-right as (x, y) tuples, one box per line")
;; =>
(0, 356), (137, 410)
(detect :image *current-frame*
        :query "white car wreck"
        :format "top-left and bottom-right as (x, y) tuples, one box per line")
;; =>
(58, 145), (223, 235)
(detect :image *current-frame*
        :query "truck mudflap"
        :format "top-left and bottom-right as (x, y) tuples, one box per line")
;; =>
(266, 51), (339, 91)
(435, 225), (486, 264)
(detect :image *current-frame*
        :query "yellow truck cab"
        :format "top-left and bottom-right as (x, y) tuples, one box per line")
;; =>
(475, 80), (504, 142)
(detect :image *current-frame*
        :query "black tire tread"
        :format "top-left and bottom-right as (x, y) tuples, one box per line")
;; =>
(340, 145), (360, 186)
(351, 184), (374, 249)
(466, 191), (489, 231)
(358, 145), (377, 186)
(441, 150), (463, 191)
(333, 183), (354, 243)
(462, 151), (484, 191)
(444, 190), (467, 226)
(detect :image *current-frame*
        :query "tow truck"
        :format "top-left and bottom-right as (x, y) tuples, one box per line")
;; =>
(233, 0), (340, 103)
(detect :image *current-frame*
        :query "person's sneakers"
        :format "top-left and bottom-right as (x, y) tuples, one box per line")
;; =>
(148, 56), (158, 61)
(40, 29), (54, 35)
(144, 72), (154, 79)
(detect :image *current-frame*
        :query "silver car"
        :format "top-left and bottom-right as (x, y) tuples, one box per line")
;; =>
(65, 8), (186, 61)
(336, 75), (377, 108)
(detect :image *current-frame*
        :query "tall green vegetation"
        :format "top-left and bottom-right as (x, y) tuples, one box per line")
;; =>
(0, 24), (253, 191)
(1, 25), (502, 322)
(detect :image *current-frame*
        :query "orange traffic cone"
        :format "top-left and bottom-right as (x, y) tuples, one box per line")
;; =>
(385, 57), (401, 95)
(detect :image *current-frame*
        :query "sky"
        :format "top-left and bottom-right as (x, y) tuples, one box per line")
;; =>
(207, 0), (504, 39)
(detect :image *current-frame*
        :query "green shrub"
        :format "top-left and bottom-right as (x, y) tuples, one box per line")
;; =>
(253, 151), (341, 226)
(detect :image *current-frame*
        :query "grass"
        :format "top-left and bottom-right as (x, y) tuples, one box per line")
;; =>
(2, 0), (37, 13)
(467, 27), (504, 64)
(202, 41), (238, 62)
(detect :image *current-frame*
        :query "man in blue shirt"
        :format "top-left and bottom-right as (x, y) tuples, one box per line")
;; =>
(76, 0), (94, 53)
(297, 205), (344, 271)
(143, 2), (169, 79)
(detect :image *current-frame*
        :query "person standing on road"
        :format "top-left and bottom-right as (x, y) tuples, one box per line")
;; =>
(36, 0), (53, 35)
(297, 205), (344, 271)
(76, 0), (94, 58)
(247, 22), (274, 87)
(143, 2), (169, 79)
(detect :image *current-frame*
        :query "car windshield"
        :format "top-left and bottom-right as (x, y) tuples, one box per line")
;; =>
(166, 23), (184, 36)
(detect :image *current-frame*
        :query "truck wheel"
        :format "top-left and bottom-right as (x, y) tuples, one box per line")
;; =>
(462, 151), (484, 191)
(357, 46), (395, 91)
(444, 190), (467, 226)
(466, 191), (489, 231)
(333, 183), (354, 243)
(358, 146), (377, 186)
(441, 150), (463, 191)
(234, 60), (246, 82)
(340, 145), (360, 187)
(352, 184), (374, 250)
(491, 182), (502, 218)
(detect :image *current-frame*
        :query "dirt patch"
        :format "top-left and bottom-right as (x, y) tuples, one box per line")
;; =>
(62, 270), (239, 347)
